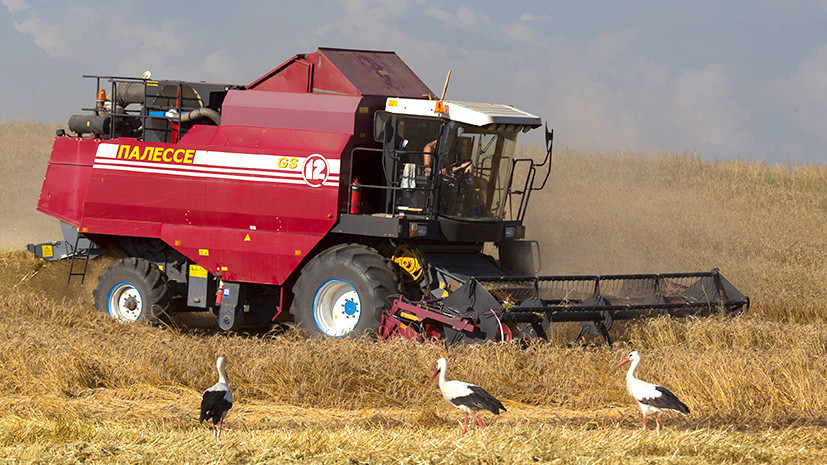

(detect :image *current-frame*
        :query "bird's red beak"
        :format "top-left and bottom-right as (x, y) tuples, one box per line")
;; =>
(614, 357), (630, 369)
(428, 368), (440, 385)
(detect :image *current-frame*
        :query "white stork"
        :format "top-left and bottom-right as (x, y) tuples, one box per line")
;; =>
(429, 357), (506, 438)
(615, 350), (689, 431)
(200, 356), (234, 442)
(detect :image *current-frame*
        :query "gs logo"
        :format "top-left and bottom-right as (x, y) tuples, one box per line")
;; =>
(277, 157), (298, 169)
(302, 154), (329, 187)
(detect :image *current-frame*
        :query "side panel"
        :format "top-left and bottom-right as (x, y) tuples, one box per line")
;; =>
(220, 90), (361, 134)
(36, 137), (98, 225)
(73, 128), (348, 286)
(160, 224), (321, 284)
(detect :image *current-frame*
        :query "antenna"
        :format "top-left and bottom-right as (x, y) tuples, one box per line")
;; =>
(440, 70), (452, 101)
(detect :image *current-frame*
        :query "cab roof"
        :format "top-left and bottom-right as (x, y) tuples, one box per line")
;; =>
(384, 97), (542, 130)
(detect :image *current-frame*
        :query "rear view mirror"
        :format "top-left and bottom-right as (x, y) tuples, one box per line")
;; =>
(374, 111), (390, 142)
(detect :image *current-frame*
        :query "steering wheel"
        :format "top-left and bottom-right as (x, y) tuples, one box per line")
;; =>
(440, 159), (471, 180)
(448, 159), (472, 172)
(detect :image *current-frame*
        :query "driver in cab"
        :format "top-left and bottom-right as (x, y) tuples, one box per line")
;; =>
(425, 133), (488, 217)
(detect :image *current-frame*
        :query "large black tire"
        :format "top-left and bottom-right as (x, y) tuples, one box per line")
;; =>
(93, 257), (173, 325)
(291, 244), (399, 338)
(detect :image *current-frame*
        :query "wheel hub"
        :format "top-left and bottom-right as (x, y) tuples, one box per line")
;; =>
(123, 296), (138, 311)
(343, 299), (358, 316)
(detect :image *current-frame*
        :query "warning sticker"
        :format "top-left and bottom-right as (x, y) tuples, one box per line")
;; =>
(189, 265), (208, 278)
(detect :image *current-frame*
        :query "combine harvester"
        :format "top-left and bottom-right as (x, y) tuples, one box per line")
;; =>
(29, 48), (748, 344)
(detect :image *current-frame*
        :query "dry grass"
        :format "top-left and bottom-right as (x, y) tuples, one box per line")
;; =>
(1, 123), (827, 463)
(2, 414), (825, 464)
(0, 287), (825, 425)
(0, 279), (826, 462)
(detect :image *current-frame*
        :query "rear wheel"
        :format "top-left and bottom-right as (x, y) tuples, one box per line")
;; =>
(292, 244), (399, 338)
(93, 257), (173, 324)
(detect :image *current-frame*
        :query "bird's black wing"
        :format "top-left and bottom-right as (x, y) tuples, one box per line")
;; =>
(455, 385), (507, 415)
(200, 390), (233, 424)
(642, 386), (690, 415)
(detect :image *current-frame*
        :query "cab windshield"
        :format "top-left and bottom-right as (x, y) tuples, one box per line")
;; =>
(375, 113), (516, 221)
(434, 121), (516, 220)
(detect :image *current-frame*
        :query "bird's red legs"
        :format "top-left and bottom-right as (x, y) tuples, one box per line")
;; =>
(469, 412), (487, 439)
(460, 413), (487, 438)
(216, 419), (224, 442)
(625, 415), (646, 435)
(655, 413), (661, 432)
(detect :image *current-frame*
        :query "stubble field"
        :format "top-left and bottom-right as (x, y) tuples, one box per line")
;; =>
(0, 121), (826, 463)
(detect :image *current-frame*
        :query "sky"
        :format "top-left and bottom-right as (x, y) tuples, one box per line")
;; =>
(1, 0), (825, 165)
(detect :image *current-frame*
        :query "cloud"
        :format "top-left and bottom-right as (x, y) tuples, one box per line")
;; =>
(9, 4), (185, 56)
(424, 4), (487, 30)
(502, 22), (537, 43)
(524, 31), (759, 158)
(669, 64), (755, 155)
(314, 0), (415, 46)
(1, 0), (28, 13)
(766, 44), (827, 141)
(587, 31), (635, 61)
(425, 5), (537, 43)
(519, 13), (549, 22)
(5, 2), (205, 82)
(339, 0), (410, 22)
(199, 48), (244, 84)
(11, 12), (65, 57)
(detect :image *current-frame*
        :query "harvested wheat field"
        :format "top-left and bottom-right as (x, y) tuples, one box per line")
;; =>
(1, 121), (826, 463)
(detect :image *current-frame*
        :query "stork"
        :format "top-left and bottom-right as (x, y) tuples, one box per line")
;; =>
(615, 350), (689, 431)
(429, 357), (506, 438)
(200, 356), (233, 442)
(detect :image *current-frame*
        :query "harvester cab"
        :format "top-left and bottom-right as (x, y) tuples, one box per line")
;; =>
(28, 47), (748, 344)
(369, 98), (543, 223)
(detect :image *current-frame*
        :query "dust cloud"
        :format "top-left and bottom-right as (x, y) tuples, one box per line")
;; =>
(0, 121), (63, 250)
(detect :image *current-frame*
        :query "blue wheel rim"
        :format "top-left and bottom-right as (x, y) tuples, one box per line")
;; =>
(107, 281), (143, 322)
(312, 278), (361, 337)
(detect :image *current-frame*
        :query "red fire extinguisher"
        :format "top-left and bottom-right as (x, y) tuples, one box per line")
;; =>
(350, 178), (361, 214)
(215, 280), (225, 305)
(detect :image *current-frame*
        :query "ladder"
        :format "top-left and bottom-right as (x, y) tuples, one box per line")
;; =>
(66, 232), (92, 284)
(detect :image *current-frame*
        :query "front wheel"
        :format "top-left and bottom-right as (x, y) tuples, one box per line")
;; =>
(292, 244), (399, 338)
(93, 257), (173, 324)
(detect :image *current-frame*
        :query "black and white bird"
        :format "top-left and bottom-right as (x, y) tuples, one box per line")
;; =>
(428, 357), (506, 438)
(200, 356), (234, 442)
(615, 350), (689, 431)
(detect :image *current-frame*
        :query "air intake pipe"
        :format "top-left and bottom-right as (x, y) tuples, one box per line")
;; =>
(171, 107), (221, 126)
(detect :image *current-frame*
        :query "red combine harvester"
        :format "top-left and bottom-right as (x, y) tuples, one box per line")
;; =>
(29, 48), (748, 344)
